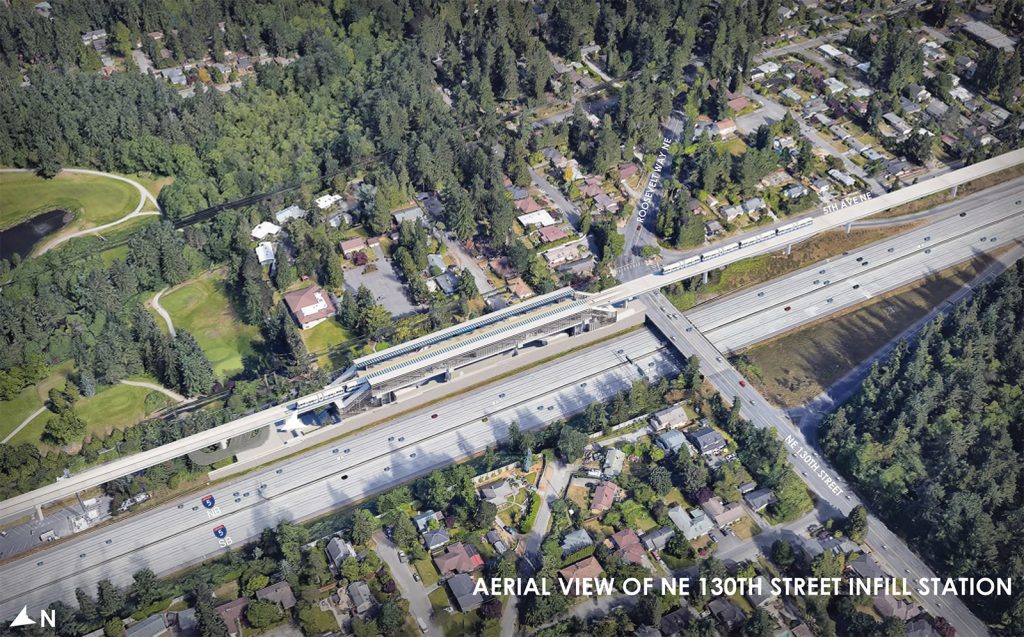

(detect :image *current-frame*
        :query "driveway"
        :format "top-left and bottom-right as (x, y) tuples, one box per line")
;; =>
(373, 529), (440, 635)
(528, 167), (581, 230)
(434, 230), (495, 295)
(344, 245), (420, 316)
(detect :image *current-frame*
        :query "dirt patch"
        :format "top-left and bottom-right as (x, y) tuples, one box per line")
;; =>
(867, 165), (1024, 220)
(743, 254), (995, 406)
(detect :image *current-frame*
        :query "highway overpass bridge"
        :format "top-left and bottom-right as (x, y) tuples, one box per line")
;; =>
(1, 147), (1021, 523)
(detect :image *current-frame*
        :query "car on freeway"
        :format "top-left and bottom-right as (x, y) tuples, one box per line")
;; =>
(784, 306), (791, 312)
(431, 413), (438, 419)
(739, 380), (746, 387)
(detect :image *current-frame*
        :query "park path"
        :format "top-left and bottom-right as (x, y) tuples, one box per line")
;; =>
(150, 287), (177, 337)
(0, 168), (162, 254)
(1, 406), (47, 444)
(119, 380), (188, 403)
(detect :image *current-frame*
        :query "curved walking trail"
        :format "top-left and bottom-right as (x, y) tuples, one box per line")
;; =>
(149, 287), (176, 337)
(0, 168), (162, 254)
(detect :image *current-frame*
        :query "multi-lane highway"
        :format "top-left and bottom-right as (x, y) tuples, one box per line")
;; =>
(687, 183), (1024, 351)
(0, 330), (680, 619)
(642, 294), (990, 637)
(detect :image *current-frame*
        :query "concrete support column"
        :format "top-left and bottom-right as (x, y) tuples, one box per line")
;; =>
(951, 184), (959, 198)
(702, 271), (709, 284)
(35, 503), (44, 521)
(219, 440), (228, 450)
(785, 243), (792, 256)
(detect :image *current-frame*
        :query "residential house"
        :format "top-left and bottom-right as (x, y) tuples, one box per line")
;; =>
(708, 597), (746, 632)
(882, 112), (913, 137)
(618, 163), (639, 181)
(874, 594), (920, 621)
(689, 428), (726, 455)
(507, 277), (534, 299)
(254, 242), (276, 266)
(434, 271), (458, 295)
(315, 193), (343, 210)
(433, 542), (484, 576)
(743, 488), (777, 511)
(348, 581), (374, 615)
(447, 573), (484, 612)
(423, 528), (451, 550)
(753, 61), (780, 78)
(781, 88), (803, 103)
(961, 20), (1017, 53)
(283, 285), (336, 330)
(651, 404), (689, 430)
(713, 119), (737, 138)
(485, 530), (508, 554)
(34, 2), (52, 18)
(480, 480), (515, 505)
(862, 148), (886, 162)
(325, 536), (356, 568)
(722, 204), (745, 221)
(274, 204), (306, 224)
(823, 77), (847, 94)
(174, 609), (196, 634)
(489, 257), (515, 279)
(660, 606), (692, 636)
(783, 183), (808, 199)
(701, 496), (745, 528)
(419, 192), (444, 217)
(250, 221), (281, 240)
(517, 210), (557, 228)
(742, 197), (767, 214)
(413, 510), (439, 532)
(558, 556), (604, 592)
(256, 582), (296, 610)
(900, 97), (921, 116)
(790, 622), (815, 637)
(392, 204), (425, 225)
(738, 481), (757, 494)
(126, 615), (169, 637)
(161, 67), (187, 86)
(81, 29), (107, 49)
(592, 192), (617, 212)
(656, 430), (691, 455)
(538, 225), (568, 243)
(543, 147), (569, 169)
(846, 137), (869, 154)
(828, 124), (852, 141)
(340, 237), (367, 258)
(580, 178), (603, 198)
(609, 529), (647, 566)
(727, 96), (750, 112)
(848, 554), (886, 580)
(668, 506), (714, 540)
(705, 220), (724, 236)
(604, 448), (626, 476)
(561, 528), (594, 556)
(590, 481), (620, 514)
(964, 125), (996, 146)
(641, 526), (675, 552)
(828, 169), (856, 187)
(745, 575), (777, 607)
(906, 618), (941, 637)
(215, 598), (249, 637)
(515, 197), (547, 216)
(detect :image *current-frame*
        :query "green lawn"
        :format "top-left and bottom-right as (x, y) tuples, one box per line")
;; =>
(300, 318), (354, 372)
(9, 381), (167, 447)
(0, 361), (73, 442)
(428, 587), (450, 611)
(0, 171), (139, 231)
(414, 559), (439, 587)
(620, 499), (658, 532)
(158, 271), (261, 380)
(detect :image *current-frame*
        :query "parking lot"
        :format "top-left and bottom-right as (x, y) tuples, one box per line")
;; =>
(344, 245), (420, 317)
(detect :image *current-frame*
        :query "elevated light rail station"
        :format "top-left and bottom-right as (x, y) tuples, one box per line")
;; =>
(1, 148), (1022, 523)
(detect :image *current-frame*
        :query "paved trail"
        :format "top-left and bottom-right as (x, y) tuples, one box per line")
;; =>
(1, 407), (47, 444)
(118, 380), (187, 403)
(150, 287), (176, 337)
(0, 168), (162, 254)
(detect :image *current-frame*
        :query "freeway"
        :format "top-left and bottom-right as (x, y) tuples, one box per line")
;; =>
(0, 329), (681, 619)
(6, 148), (1022, 524)
(642, 295), (990, 637)
(687, 182), (1024, 351)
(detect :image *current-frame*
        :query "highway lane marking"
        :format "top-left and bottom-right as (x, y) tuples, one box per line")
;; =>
(0, 343), (679, 605)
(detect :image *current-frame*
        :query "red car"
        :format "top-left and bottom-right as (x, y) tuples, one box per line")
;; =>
(739, 380), (747, 387)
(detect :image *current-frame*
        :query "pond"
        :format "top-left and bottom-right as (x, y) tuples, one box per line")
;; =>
(0, 209), (71, 261)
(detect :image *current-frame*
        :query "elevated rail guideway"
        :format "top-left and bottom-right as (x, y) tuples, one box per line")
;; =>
(1, 148), (1021, 524)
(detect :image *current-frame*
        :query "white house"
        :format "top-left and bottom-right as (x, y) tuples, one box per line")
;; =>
(275, 205), (307, 224)
(251, 221), (282, 240)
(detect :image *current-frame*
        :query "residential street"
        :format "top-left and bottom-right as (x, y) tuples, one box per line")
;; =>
(434, 229), (496, 295)
(529, 167), (581, 230)
(373, 530), (440, 635)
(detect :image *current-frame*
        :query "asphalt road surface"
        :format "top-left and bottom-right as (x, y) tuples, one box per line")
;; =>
(687, 188), (1024, 351)
(642, 294), (990, 637)
(0, 330), (680, 620)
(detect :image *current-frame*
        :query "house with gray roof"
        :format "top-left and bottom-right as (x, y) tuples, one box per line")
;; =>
(743, 488), (777, 511)
(126, 615), (168, 637)
(656, 430), (691, 455)
(561, 528), (594, 556)
(423, 528), (451, 550)
(448, 573), (483, 612)
(325, 536), (356, 568)
(256, 581), (296, 610)
(689, 428), (726, 455)
(348, 581), (374, 615)
(651, 404), (689, 430)
(668, 506), (714, 540)
(641, 526), (675, 552)
(708, 597), (746, 631)
(604, 448), (625, 476)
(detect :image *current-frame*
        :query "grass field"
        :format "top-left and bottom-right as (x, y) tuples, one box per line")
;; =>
(664, 223), (921, 312)
(0, 171), (139, 231)
(300, 318), (354, 372)
(9, 381), (168, 447)
(744, 254), (993, 406)
(158, 270), (261, 380)
(0, 361), (73, 442)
